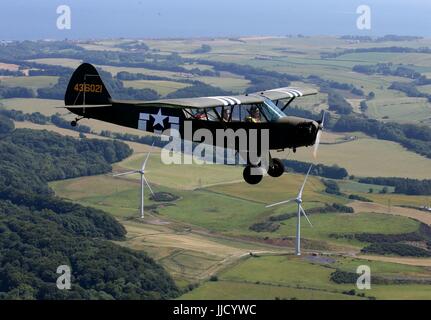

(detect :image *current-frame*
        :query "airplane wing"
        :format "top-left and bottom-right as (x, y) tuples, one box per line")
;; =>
(112, 94), (266, 108)
(255, 87), (318, 101)
(112, 87), (317, 109)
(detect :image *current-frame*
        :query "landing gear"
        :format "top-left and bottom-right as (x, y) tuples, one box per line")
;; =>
(242, 155), (285, 184)
(268, 158), (285, 178)
(243, 165), (263, 185)
(70, 116), (84, 127)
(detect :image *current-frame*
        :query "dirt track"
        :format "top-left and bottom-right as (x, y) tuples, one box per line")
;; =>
(358, 254), (431, 267)
(349, 200), (431, 225)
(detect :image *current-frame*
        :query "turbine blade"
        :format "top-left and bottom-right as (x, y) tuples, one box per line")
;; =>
(142, 175), (155, 196)
(142, 142), (155, 171)
(266, 198), (295, 208)
(298, 165), (313, 199)
(113, 170), (139, 177)
(300, 205), (313, 227)
(142, 153), (151, 171)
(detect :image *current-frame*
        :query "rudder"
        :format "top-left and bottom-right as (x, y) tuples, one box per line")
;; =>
(65, 63), (111, 106)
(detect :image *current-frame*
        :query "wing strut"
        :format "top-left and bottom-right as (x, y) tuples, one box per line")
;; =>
(280, 97), (296, 112)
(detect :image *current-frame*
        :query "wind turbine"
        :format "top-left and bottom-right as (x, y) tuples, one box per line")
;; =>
(113, 150), (154, 219)
(266, 165), (314, 256)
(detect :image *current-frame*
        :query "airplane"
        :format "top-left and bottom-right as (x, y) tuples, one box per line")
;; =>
(64, 63), (324, 185)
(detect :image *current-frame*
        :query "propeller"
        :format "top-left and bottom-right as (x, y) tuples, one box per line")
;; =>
(313, 111), (325, 159)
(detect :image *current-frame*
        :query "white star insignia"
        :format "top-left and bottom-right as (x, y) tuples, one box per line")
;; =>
(151, 109), (167, 129)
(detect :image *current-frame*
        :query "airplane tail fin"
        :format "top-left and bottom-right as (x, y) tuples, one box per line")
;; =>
(65, 63), (112, 106)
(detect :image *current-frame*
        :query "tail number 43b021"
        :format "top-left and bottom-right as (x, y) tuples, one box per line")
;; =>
(74, 83), (103, 93)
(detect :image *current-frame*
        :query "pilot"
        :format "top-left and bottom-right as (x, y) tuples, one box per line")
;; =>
(222, 109), (231, 122)
(194, 109), (207, 120)
(245, 106), (261, 123)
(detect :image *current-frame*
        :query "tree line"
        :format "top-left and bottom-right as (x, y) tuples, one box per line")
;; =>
(0, 116), (179, 299)
(358, 177), (431, 196)
(388, 81), (431, 102)
(281, 159), (349, 179)
(322, 46), (431, 59)
(332, 115), (431, 160)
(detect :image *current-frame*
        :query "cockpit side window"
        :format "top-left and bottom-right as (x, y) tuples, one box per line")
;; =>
(183, 108), (208, 120)
(259, 99), (286, 122)
(183, 100), (285, 123)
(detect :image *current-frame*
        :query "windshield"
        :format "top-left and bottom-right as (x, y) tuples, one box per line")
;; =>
(259, 99), (286, 122)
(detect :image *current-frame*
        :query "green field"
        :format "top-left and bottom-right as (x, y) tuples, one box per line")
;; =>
(181, 255), (431, 300)
(288, 138), (431, 179)
(337, 180), (395, 194)
(96, 64), (185, 78)
(335, 52), (431, 68)
(123, 80), (191, 96)
(0, 98), (63, 115)
(28, 58), (83, 68)
(181, 281), (361, 300)
(51, 159), (423, 250)
(118, 153), (243, 190)
(366, 97), (431, 123)
(180, 63), (214, 71)
(207, 173), (337, 205)
(355, 192), (431, 207)
(273, 212), (420, 246)
(0, 76), (58, 92)
(51, 173), (267, 232)
(193, 76), (250, 93)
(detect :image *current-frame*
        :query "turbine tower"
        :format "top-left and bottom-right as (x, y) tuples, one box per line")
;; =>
(266, 165), (314, 255)
(113, 150), (154, 219)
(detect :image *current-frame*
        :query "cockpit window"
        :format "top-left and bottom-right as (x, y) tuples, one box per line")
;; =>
(183, 99), (285, 123)
(259, 99), (286, 122)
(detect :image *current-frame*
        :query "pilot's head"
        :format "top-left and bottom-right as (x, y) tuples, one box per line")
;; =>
(250, 106), (260, 118)
(223, 109), (230, 118)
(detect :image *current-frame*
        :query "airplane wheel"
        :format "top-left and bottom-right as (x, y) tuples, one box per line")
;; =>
(243, 166), (263, 185)
(268, 158), (285, 178)
(71, 120), (77, 127)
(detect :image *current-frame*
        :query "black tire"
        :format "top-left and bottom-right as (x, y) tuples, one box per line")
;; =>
(268, 158), (285, 178)
(71, 120), (77, 127)
(243, 166), (263, 185)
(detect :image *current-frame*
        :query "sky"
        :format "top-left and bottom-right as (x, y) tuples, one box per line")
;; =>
(0, 0), (430, 40)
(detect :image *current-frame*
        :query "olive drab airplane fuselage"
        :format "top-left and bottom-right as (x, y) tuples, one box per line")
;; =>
(64, 63), (324, 184)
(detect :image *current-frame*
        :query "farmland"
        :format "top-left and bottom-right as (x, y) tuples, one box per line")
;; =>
(3, 35), (431, 299)
(181, 255), (431, 300)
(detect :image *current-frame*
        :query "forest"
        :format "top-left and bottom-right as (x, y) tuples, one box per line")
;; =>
(0, 115), (179, 299)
